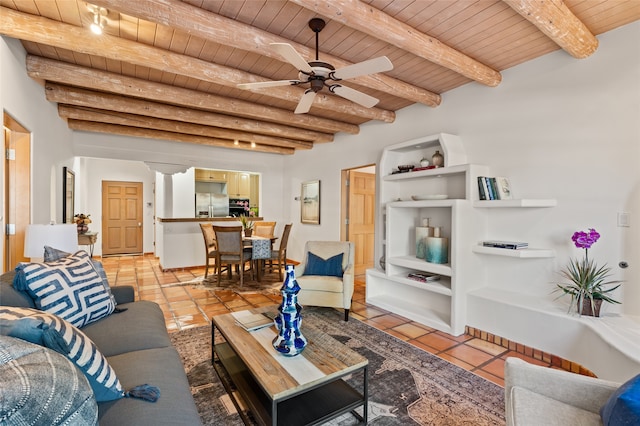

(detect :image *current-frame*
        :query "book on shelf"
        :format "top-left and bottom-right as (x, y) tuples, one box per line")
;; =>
(477, 177), (487, 200)
(482, 240), (528, 250)
(235, 313), (273, 331)
(495, 176), (513, 199)
(407, 272), (441, 282)
(477, 176), (512, 200)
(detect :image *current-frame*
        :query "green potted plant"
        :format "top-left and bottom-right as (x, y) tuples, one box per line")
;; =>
(554, 228), (622, 317)
(239, 215), (254, 237)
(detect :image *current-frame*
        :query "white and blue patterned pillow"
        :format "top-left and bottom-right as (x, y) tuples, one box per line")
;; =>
(0, 307), (124, 402)
(13, 251), (115, 328)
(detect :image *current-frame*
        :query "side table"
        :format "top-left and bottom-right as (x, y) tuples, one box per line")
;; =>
(78, 231), (98, 257)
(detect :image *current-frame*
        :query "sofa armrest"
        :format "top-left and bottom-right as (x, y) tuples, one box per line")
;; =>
(505, 357), (619, 420)
(111, 286), (135, 304)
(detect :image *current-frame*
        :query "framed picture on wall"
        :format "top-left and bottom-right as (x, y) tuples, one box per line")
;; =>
(62, 167), (75, 224)
(301, 180), (320, 224)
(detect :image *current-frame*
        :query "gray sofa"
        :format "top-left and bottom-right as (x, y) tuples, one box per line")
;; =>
(0, 269), (202, 426)
(504, 357), (621, 426)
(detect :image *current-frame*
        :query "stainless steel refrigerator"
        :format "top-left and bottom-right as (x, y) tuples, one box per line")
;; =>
(195, 193), (229, 217)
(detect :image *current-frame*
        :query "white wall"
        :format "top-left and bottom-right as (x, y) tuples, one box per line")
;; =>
(282, 22), (640, 316)
(1, 37), (75, 266)
(75, 158), (156, 256)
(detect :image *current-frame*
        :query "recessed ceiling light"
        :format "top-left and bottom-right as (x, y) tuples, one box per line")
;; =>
(88, 5), (107, 35)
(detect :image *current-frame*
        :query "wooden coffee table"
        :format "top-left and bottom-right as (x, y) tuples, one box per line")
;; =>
(211, 307), (368, 426)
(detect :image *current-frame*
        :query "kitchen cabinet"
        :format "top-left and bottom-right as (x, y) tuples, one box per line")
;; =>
(195, 169), (228, 182)
(227, 172), (251, 198)
(250, 174), (260, 208)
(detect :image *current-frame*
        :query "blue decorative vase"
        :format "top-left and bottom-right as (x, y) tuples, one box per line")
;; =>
(272, 265), (307, 356)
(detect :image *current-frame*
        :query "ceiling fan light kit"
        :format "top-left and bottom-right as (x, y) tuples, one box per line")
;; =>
(237, 18), (393, 114)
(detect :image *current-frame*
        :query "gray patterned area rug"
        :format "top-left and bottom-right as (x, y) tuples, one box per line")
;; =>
(170, 307), (505, 425)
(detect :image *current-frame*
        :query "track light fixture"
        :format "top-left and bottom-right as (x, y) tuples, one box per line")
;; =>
(88, 5), (107, 35)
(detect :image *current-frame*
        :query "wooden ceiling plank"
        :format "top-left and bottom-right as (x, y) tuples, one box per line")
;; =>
(88, 0), (440, 107)
(0, 6), (392, 122)
(67, 119), (295, 155)
(502, 0), (599, 59)
(57, 105), (313, 149)
(292, 0), (502, 87)
(44, 83), (334, 143)
(26, 55), (358, 135)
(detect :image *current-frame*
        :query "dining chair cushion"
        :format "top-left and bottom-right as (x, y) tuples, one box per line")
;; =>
(304, 252), (344, 277)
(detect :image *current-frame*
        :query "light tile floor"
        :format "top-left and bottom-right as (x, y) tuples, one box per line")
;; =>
(103, 254), (567, 387)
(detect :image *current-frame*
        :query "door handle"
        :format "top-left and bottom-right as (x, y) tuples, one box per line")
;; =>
(138, 223), (142, 227)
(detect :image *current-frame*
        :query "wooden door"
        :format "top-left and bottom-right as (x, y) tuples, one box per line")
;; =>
(3, 113), (30, 271)
(102, 181), (143, 255)
(348, 171), (376, 275)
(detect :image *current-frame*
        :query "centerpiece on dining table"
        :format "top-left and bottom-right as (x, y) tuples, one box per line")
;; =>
(239, 215), (254, 237)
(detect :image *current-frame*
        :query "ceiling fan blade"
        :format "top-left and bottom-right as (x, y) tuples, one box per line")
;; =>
(294, 90), (317, 114)
(270, 43), (313, 74)
(237, 80), (299, 90)
(331, 56), (393, 80)
(329, 85), (380, 108)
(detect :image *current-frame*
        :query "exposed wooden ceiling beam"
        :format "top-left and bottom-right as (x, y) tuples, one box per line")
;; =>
(45, 83), (333, 143)
(58, 105), (313, 150)
(0, 6), (395, 123)
(293, 0), (502, 87)
(503, 0), (598, 59)
(26, 55), (359, 135)
(90, 0), (441, 108)
(68, 120), (295, 155)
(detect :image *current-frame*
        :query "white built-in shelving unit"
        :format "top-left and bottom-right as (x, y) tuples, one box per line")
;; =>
(367, 133), (557, 336)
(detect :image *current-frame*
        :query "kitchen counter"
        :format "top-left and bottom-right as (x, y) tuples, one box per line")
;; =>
(155, 217), (262, 271)
(157, 217), (263, 223)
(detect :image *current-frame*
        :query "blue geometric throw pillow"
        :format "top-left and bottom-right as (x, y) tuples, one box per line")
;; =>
(13, 251), (115, 328)
(304, 252), (344, 277)
(0, 307), (123, 402)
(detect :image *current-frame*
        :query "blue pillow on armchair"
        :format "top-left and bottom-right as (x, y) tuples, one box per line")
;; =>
(304, 252), (344, 277)
(601, 374), (640, 425)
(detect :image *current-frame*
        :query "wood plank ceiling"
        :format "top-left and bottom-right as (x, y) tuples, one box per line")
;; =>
(1, 0), (639, 155)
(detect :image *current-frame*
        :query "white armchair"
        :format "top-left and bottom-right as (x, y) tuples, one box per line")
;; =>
(294, 241), (355, 321)
(504, 357), (621, 426)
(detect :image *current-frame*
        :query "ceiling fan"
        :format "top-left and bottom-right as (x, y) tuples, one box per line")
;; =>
(237, 18), (393, 114)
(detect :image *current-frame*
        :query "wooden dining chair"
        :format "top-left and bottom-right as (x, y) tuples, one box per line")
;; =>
(213, 225), (253, 286)
(199, 223), (218, 279)
(268, 223), (292, 280)
(253, 221), (276, 238)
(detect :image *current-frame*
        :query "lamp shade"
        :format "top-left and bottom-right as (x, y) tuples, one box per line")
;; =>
(24, 224), (79, 259)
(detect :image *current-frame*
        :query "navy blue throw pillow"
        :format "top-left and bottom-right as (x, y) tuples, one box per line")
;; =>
(304, 252), (344, 277)
(601, 374), (640, 425)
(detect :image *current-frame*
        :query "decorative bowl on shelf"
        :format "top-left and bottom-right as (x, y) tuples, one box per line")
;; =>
(396, 164), (415, 172)
(411, 194), (448, 200)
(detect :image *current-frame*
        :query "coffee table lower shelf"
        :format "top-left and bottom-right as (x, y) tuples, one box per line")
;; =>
(214, 342), (367, 426)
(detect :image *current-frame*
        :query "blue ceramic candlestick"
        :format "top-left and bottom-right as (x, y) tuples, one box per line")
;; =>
(272, 265), (307, 356)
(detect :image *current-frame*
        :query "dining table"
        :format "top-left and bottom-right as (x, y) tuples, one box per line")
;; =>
(244, 235), (277, 282)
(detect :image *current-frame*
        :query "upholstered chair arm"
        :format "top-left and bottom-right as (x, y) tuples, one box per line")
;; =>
(341, 264), (355, 309)
(294, 263), (306, 278)
(111, 286), (135, 304)
(504, 357), (619, 421)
